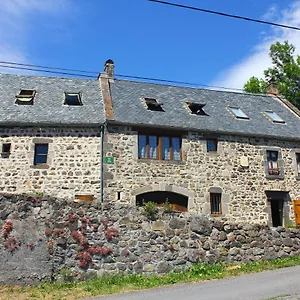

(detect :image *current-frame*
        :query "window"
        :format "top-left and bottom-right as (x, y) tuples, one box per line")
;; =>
(144, 98), (164, 112)
(1, 143), (11, 158)
(210, 193), (222, 215)
(138, 134), (181, 161)
(64, 92), (82, 106)
(207, 139), (218, 152)
(15, 89), (36, 105)
(34, 144), (48, 165)
(186, 102), (208, 115)
(296, 153), (300, 175)
(264, 111), (285, 123)
(267, 150), (280, 175)
(228, 107), (249, 119)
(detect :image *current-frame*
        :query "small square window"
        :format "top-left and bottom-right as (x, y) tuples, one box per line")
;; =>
(34, 144), (48, 165)
(186, 102), (208, 115)
(264, 111), (285, 123)
(144, 98), (164, 112)
(296, 153), (300, 175)
(64, 93), (82, 106)
(266, 150), (280, 175)
(228, 107), (249, 119)
(1, 143), (11, 158)
(210, 193), (222, 215)
(15, 89), (36, 105)
(207, 139), (218, 152)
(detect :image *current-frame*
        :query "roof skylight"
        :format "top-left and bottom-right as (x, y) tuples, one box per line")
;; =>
(64, 92), (82, 106)
(264, 111), (285, 123)
(186, 102), (208, 115)
(228, 107), (249, 119)
(15, 89), (36, 105)
(144, 98), (164, 112)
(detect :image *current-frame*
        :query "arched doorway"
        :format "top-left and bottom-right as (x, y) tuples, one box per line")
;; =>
(136, 191), (188, 212)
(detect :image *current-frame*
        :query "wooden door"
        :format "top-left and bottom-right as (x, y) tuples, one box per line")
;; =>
(293, 200), (300, 226)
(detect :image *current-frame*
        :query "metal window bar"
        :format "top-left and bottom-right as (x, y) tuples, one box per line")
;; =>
(210, 193), (222, 215)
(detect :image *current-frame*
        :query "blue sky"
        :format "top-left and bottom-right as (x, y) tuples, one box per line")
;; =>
(1, 0), (300, 90)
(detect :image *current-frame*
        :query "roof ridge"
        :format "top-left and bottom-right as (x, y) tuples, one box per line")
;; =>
(113, 78), (273, 98)
(0, 72), (96, 81)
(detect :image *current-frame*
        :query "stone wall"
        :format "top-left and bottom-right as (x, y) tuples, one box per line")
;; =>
(103, 125), (300, 224)
(0, 126), (102, 200)
(1, 193), (300, 285)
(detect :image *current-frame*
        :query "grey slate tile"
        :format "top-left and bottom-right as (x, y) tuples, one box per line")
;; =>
(110, 79), (300, 140)
(0, 73), (105, 126)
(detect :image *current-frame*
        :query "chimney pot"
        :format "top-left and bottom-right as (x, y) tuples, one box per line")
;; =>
(104, 59), (114, 80)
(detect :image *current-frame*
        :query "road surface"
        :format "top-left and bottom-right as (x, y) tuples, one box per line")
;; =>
(86, 265), (300, 300)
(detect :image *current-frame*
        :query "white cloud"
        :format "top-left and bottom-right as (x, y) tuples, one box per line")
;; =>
(0, 0), (72, 74)
(211, 1), (300, 90)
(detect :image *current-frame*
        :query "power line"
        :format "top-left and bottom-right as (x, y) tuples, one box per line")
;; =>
(115, 73), (243, 91)
(0, 64), (95, 78)
(149, 0), (300, 31)
(0, 61), (99, 75)
(0, 61), (243, 91)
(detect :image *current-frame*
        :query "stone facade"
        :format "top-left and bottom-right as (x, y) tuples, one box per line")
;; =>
(103, 125), (300, 225)
(0, 126), (102, 200)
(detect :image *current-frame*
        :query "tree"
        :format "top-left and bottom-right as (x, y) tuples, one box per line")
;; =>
(243, 41), (300, 108)
(244, 76), (267, 94)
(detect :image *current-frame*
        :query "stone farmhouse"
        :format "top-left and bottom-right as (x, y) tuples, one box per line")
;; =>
(1, 60), (300, 227)
(0, 74), (105, 200)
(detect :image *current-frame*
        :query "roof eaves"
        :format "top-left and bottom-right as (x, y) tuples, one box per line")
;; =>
(106, 119), (300, 142)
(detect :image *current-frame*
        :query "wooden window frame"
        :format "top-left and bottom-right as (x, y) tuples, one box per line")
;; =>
(138, 133), (182, 161)
(210, 193), (222, 216)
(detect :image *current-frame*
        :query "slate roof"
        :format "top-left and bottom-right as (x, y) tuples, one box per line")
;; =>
(110, 79), (300, 140)
(0, 73), (105, 126)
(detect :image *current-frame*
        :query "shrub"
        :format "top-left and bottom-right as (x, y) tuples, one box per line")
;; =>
(143, 201), (158, 219)
(105, 228), (119, 241)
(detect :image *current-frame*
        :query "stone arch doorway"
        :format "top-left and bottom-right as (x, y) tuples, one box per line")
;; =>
(132, 183), (194, 211)
(136, 191), (188, 212)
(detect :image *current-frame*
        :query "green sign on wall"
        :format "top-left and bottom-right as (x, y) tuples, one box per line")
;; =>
(104, 156), (114, 164)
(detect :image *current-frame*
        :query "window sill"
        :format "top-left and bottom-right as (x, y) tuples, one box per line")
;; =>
(211, 213), (223, 217)
(265, 174), (284, 180)
(137, 158), (185, 165)
(206, 151), (219, 156)
(1, 153), (10, 158)
(30, 164), (50, 169)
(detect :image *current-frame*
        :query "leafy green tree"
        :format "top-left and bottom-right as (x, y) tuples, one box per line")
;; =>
(243, 41), (300, 108)
(244, 76), (267, 94)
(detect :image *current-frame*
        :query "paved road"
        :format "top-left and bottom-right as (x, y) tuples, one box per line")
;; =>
(86, 266), (300, 300)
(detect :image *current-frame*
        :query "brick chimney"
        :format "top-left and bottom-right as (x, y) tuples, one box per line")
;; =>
(99, 59), (115, 120)
(266, 79), (279, 95)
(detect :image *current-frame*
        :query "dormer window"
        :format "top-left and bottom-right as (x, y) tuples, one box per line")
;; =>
(186, 102), (208, 115)
(15, 89), (36, 105)
(64, 92), (82, 106)
(228, 107), (249, 119)
(264, 111), (285, 123)
(144, 98), (164, 112)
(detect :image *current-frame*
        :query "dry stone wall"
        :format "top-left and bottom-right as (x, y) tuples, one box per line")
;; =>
(0, 126), (101, 200)
(103, 125), (300, 224)
(1, 193), (300, 285)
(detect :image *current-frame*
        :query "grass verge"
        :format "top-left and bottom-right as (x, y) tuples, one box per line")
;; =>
(2, 255), (300, 300)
